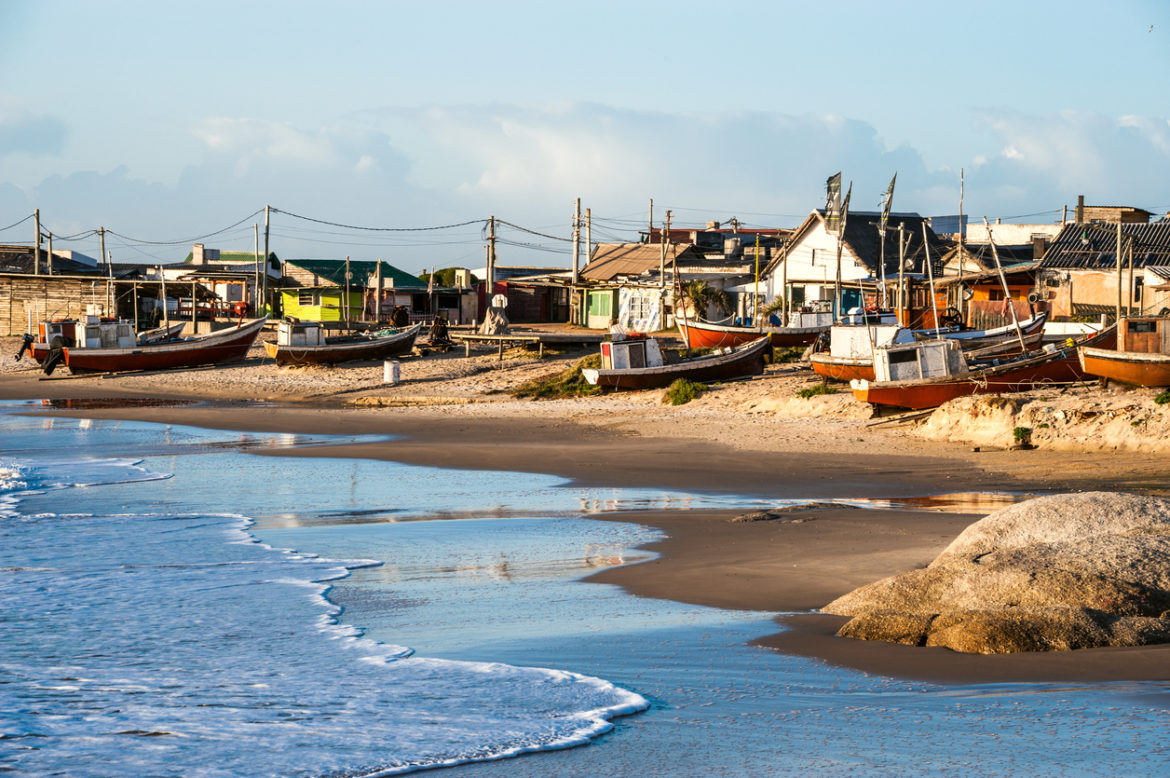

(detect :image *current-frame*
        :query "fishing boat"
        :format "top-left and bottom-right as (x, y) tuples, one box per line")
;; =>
(811, 313), (1048, 383)
(1079, 316), (1170, 387)
(850, 325), (1117, 410)
(263, 320), (421, 366)
(676, 310), (832, 350)
(582, 333), (770, 390)
(38, 316), (267, 375)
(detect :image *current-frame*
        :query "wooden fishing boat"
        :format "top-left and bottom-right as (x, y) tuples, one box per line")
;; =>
(1079, 317), (1170, 387)
(42, 317), (267, 375)
(850, 325), (1117, 410)
(263, 322), (422, 365)
(677, 312), (831, 350)
(582, 334), (770, 390)
(27, 320), (190, 366)
(811, 313), (1049, 383)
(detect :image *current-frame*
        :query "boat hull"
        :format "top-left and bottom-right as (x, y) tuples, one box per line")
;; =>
(853, 327), (1117, 410)
(264, 324), (421, 365)
(809, 353), (875, 382)
(677, 319), (827, 350)
(59, 318), (267, 374)
(584, 336), (770, 390)
(1078, 347), (1170, 387)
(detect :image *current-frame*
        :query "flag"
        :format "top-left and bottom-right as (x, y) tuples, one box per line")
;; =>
(840, 182), (852, 235)
(879, 173), (897, 237)
(824, 172), (842, 235)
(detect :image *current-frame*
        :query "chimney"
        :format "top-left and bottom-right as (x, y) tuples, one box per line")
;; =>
(193, 243), (205, 264)
(1075, 195), (1085, 225)
(1032, 235), (1048, 260)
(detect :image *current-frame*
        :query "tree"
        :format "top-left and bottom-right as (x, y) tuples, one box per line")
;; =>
(677, 280), (731, 321)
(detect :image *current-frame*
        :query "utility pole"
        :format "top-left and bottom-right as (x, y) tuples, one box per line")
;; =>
(253, 224), (260, 315)
(648, 199), (653, 244)
(262, 204), (270, 316)
(344, 255), (351, 329)
(99, 227), (107, 276)
(585, 208), (592, 271)
(571, 198), (581, 286)
(1113, 218), (1123, 320)
(487, 216), (496, 294)
(100, 227), (109, 313)
(957, 169), (965, 321)
(33, 209), (41, 275)
(897, 222), (906, 325)
(46, 232), (53, 276)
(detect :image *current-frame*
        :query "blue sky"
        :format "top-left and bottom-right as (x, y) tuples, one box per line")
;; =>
(2, 0), (1169, 271)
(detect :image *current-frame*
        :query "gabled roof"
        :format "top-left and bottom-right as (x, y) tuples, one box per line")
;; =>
(766, 210), (951, 278)
(581, 243), (704, 282)
(284, 258), (426, 288)
(1039, 222), (1170, 269)
(938, 242), (1036, 273)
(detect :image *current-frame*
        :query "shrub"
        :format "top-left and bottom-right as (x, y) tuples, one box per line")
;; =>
(797, 383), (838, 399)
(513, 354), (603, 399)
(1013, 426), (1032, 443)
(1155, 390), (1170, 405)
(663, 378), (705, 405)
(772, 346), (804, 363)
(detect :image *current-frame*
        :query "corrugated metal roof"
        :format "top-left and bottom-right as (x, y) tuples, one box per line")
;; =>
(581, 243), (703, 281)
(1039, 223), (1170, 269)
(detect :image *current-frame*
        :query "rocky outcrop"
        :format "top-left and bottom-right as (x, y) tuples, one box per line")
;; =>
(824, 492), (1170, 653)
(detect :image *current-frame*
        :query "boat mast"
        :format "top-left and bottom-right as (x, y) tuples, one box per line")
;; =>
(982, 217), (1027, 352)
(753, 233), (761, 330)
(922, 223), (941, 339)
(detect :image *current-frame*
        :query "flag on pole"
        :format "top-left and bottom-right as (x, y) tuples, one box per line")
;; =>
(879, 173), (897, 237)
(840, 182), (852, 234)
(824, 172), (842, 235)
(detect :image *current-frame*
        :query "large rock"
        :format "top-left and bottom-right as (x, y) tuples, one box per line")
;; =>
(824, 492), (1170, 653)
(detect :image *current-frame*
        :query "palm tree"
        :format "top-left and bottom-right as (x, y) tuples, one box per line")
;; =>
(677, 280), (732, 321)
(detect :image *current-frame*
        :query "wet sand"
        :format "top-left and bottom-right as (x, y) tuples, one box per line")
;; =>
(5, 368), (1170, 684)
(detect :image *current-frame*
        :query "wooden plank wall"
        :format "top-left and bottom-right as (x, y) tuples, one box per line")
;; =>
(0, 275), (117, 336)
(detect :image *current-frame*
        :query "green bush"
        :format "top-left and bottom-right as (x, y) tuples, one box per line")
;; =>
(513, 354), (604, 399)
(663, 378), (705, 405)
(1155, 390), (1170, 405)
(797, 383), (838, 399)
(772, 346), (804, 363)
(1013, 426), (1032, 443)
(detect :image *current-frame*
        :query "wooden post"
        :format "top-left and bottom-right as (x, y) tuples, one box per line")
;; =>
(585, 208), (591, 275)
(983, 217), (1027, 352)
(46, 232), (53, 275)
(648, 198), (653, 244)
(344, 255), (351, 329)
(957, 169), (965, 321)
(897, 222), (906, 325)
(133, 283), (139, 330)
(33, 208), (40, 275)
(487, 216), (496, 299)
(753, 233), (761, 328)
(571, 198), (581, 286)
(922, 224), (941, 338)
(160, 267), (169, 332)
(375, 260), (383, 322)
(191, 280), (197, 334)
(262, 204), (270, 315)
(253, 223), (260, 315)
(1113, 219), (1123, 322)
(781, 242), (788, 323)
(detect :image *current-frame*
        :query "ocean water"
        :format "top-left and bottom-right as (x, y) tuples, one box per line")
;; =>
(2, 403), (1169, 776)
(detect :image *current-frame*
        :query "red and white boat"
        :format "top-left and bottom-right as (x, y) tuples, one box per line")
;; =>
(30, 316), (266, 375)
(850, 325), (1117, 410)
(1079, 316), (1170, 387)
(676, 311), (832, 350)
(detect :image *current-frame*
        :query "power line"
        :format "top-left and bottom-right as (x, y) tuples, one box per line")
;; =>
(273, 208), (485, 233)
(492, 219), (571, 242)
(0, 213), (34, 234)
(107, 209), (265, 246)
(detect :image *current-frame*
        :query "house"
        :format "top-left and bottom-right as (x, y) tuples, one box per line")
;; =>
(578, 242), (713, 330)
(0, 245), (184, 335)
(280, 258), (473, 324)
(760, 210), (950, 323)
(176, 243), (279, 313)
(468, 265), (571, 323)
(1038, 221), (1170, 320)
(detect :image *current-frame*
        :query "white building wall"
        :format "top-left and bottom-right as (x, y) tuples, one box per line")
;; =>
(764, 221), (869, 304)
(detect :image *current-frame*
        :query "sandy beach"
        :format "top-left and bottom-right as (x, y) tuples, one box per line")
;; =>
(5, 331), (1170, 685)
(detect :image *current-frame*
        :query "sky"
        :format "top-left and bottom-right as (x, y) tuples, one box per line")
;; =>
(2, 0), (1169, 273)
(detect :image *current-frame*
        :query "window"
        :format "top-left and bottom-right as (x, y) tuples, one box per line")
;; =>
(298, 291), (317, 306)
(628, 294), (652, 322)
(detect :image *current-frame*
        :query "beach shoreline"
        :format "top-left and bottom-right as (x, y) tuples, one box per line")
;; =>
(5, 344), (1170, 685)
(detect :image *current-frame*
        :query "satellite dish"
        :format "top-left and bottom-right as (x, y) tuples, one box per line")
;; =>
(491, 294), (508, 309)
